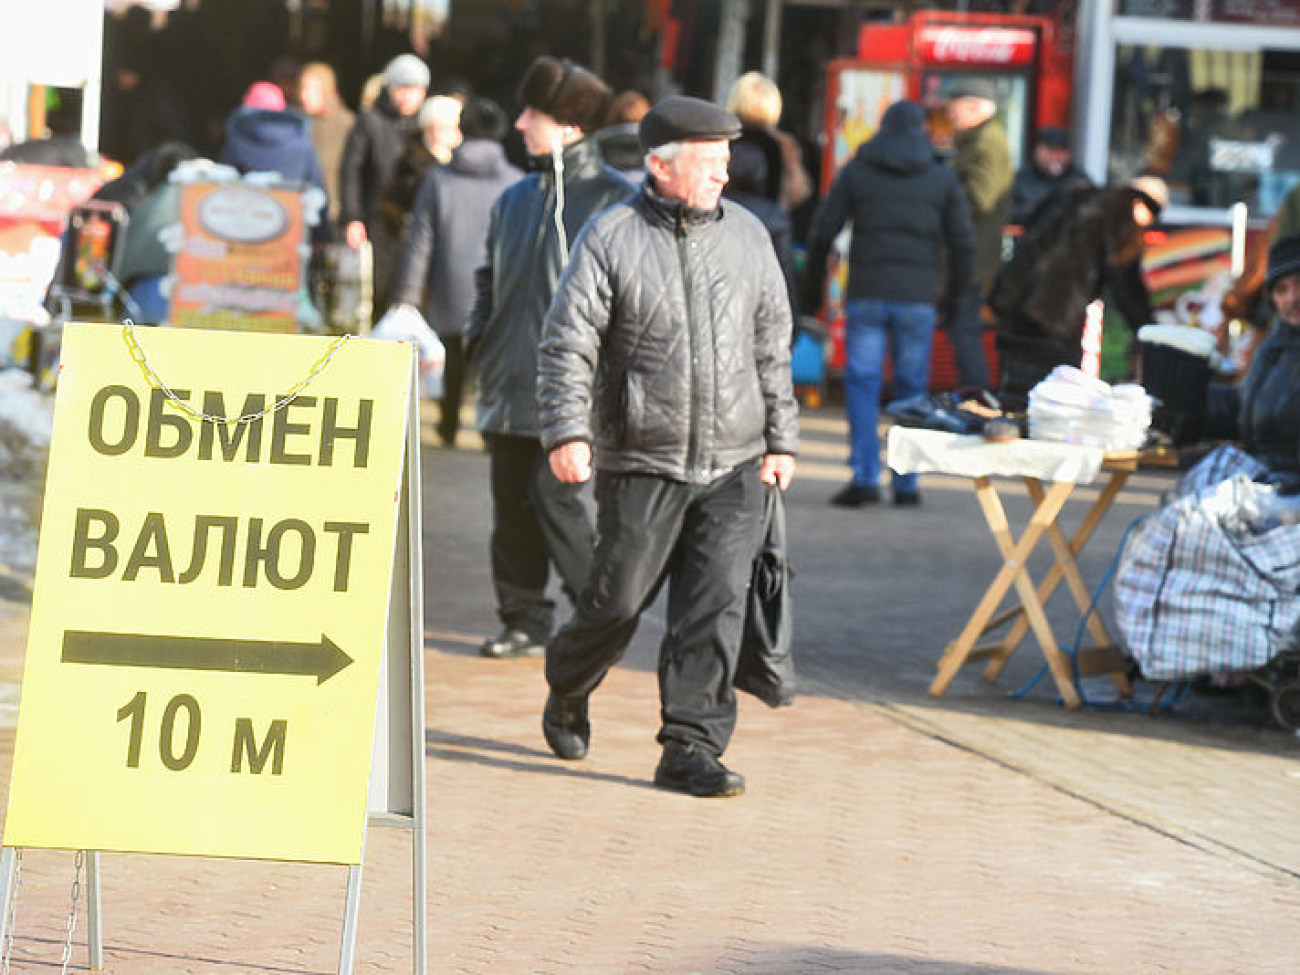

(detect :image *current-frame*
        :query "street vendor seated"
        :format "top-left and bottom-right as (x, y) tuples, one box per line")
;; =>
(1234, 232), (1300, 477)
(1115, 234), (1300, 689)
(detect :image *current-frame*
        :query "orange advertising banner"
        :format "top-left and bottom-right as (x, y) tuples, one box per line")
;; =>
(171, 181), (304, 333)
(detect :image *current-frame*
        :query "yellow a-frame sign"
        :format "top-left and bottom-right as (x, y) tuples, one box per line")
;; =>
(1, 323), (427, 972)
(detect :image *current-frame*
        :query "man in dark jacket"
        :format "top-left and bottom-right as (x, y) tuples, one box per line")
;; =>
(338, 54), (429, 318)
(466, 57), (631, 660)
(946, 80), (1013, 391)
(392, 98), (521, 447)
(537, 96), (799, 798)
(804, 99), (973, 507)
(1010, 126), (1090, 227)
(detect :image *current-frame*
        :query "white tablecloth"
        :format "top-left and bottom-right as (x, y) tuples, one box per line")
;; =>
(886, 427), (1104, 484)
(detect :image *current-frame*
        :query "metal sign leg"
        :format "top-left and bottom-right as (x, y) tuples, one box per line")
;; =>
(0, 848), (16, 949)
(86, 851), (102, 970)
(338, 863), (363, 975)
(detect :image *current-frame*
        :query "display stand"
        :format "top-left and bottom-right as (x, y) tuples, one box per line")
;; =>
(888, 427), (1134, 707)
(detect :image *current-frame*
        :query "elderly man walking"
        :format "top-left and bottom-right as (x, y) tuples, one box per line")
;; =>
(537, 96), (800, 798)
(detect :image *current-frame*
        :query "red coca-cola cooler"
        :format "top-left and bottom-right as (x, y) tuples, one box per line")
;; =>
(815, 10), (1074, 392)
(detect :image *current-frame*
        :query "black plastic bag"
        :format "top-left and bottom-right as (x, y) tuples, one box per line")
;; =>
(735, 485), (796, 707)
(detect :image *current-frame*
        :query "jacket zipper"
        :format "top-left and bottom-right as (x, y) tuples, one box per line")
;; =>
(675, 212), (701, 480)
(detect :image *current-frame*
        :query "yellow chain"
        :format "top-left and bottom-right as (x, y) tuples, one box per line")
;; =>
(121, 318), (352, 426)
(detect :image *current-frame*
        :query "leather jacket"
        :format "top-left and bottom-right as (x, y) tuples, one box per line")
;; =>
(467, 137), (630, 436)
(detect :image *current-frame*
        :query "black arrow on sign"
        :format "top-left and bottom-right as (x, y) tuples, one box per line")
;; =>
(61, 630), (354, 685)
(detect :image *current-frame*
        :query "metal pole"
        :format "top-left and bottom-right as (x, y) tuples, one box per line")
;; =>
(761, 0), (782, 82)
(338, 863), (364, 975)
(712, 0), (751, 106)
(0, 848), (16, 950)
(80, 6), (105, 153)
(405, 363), (428, 975)
(1076, 0), (1115, 183)
(86, 852), (102, 970)
(589, 0), (607, 82)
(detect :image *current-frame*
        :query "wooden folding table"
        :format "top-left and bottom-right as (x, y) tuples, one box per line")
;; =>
(887, 427), (1134, 708)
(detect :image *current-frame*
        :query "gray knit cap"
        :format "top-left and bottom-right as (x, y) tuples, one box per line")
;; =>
(385, 54), (430, 90)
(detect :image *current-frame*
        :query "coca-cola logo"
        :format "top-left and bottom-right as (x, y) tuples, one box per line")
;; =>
(919, 27), (1037, 66)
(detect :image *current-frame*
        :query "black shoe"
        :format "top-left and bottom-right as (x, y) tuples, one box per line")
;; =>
(893, 491), (921, 507)
(830, 483), (880, 508)
(653, 741), (745, 798)
(480, 628), (545, 659)
(542, 692), (590, 760)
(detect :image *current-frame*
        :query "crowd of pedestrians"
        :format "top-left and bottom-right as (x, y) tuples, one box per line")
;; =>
(18, 32), (1270, 791)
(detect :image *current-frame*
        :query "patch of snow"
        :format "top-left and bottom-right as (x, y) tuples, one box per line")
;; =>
(0, 367), (53, 447)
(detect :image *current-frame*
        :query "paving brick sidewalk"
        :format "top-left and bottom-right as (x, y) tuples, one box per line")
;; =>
(1, 404), (1298, 972)
(0, 644), (1297, 973)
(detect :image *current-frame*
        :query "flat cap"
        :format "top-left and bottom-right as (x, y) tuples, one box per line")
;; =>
(639, 96), (742, 152)
(947, 78), (997, 103)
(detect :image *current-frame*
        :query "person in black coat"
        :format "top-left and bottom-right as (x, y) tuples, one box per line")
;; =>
(465, 57), (631, 661)
(803, 99), (974, 508)
(338, 54), (430, 319)
(1009, 126), (1090, 226)
(723, 135), (796, 327)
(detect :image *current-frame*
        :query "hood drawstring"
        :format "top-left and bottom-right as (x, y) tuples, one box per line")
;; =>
(551, 135), (568, 257)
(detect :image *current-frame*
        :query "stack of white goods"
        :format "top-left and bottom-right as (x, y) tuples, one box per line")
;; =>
(1028, 365), (1152, 451)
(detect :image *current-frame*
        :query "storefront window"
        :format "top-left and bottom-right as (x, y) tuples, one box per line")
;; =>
(1115, 0), (1300, 29)
(1110, 45), (1300, 217)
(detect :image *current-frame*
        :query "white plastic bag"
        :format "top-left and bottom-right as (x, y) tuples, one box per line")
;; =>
(1027, 365), (1152, 451)
(371, 303), (445, 399)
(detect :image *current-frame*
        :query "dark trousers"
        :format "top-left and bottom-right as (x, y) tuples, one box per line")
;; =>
(949, 285), (991, 390)
(438, 336), (467, 444)
(485, 433), (594, 643)
(546, 462), (764, 755)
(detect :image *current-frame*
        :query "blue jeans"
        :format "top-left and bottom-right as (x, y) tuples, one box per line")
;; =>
(844, 298), (935, 495)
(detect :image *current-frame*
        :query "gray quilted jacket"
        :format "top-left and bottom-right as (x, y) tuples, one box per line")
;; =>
(538, 183), (799, 484)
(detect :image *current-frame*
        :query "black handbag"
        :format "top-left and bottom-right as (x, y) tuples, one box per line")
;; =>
(735, 484), (796, 707)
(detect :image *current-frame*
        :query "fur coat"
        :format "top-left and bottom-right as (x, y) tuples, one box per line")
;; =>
(989, 181), (1154, 351)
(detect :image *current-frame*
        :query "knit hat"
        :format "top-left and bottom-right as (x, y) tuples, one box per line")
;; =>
(639, 96), (741, 152)
(517, 57), (611, 133)
(1036, 126), (1069, 150)
(1266, 232), (1300, 291)
(879, 99), (925, 135)
(385, 54), (430, 90)
(242, 81), (286, 112)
